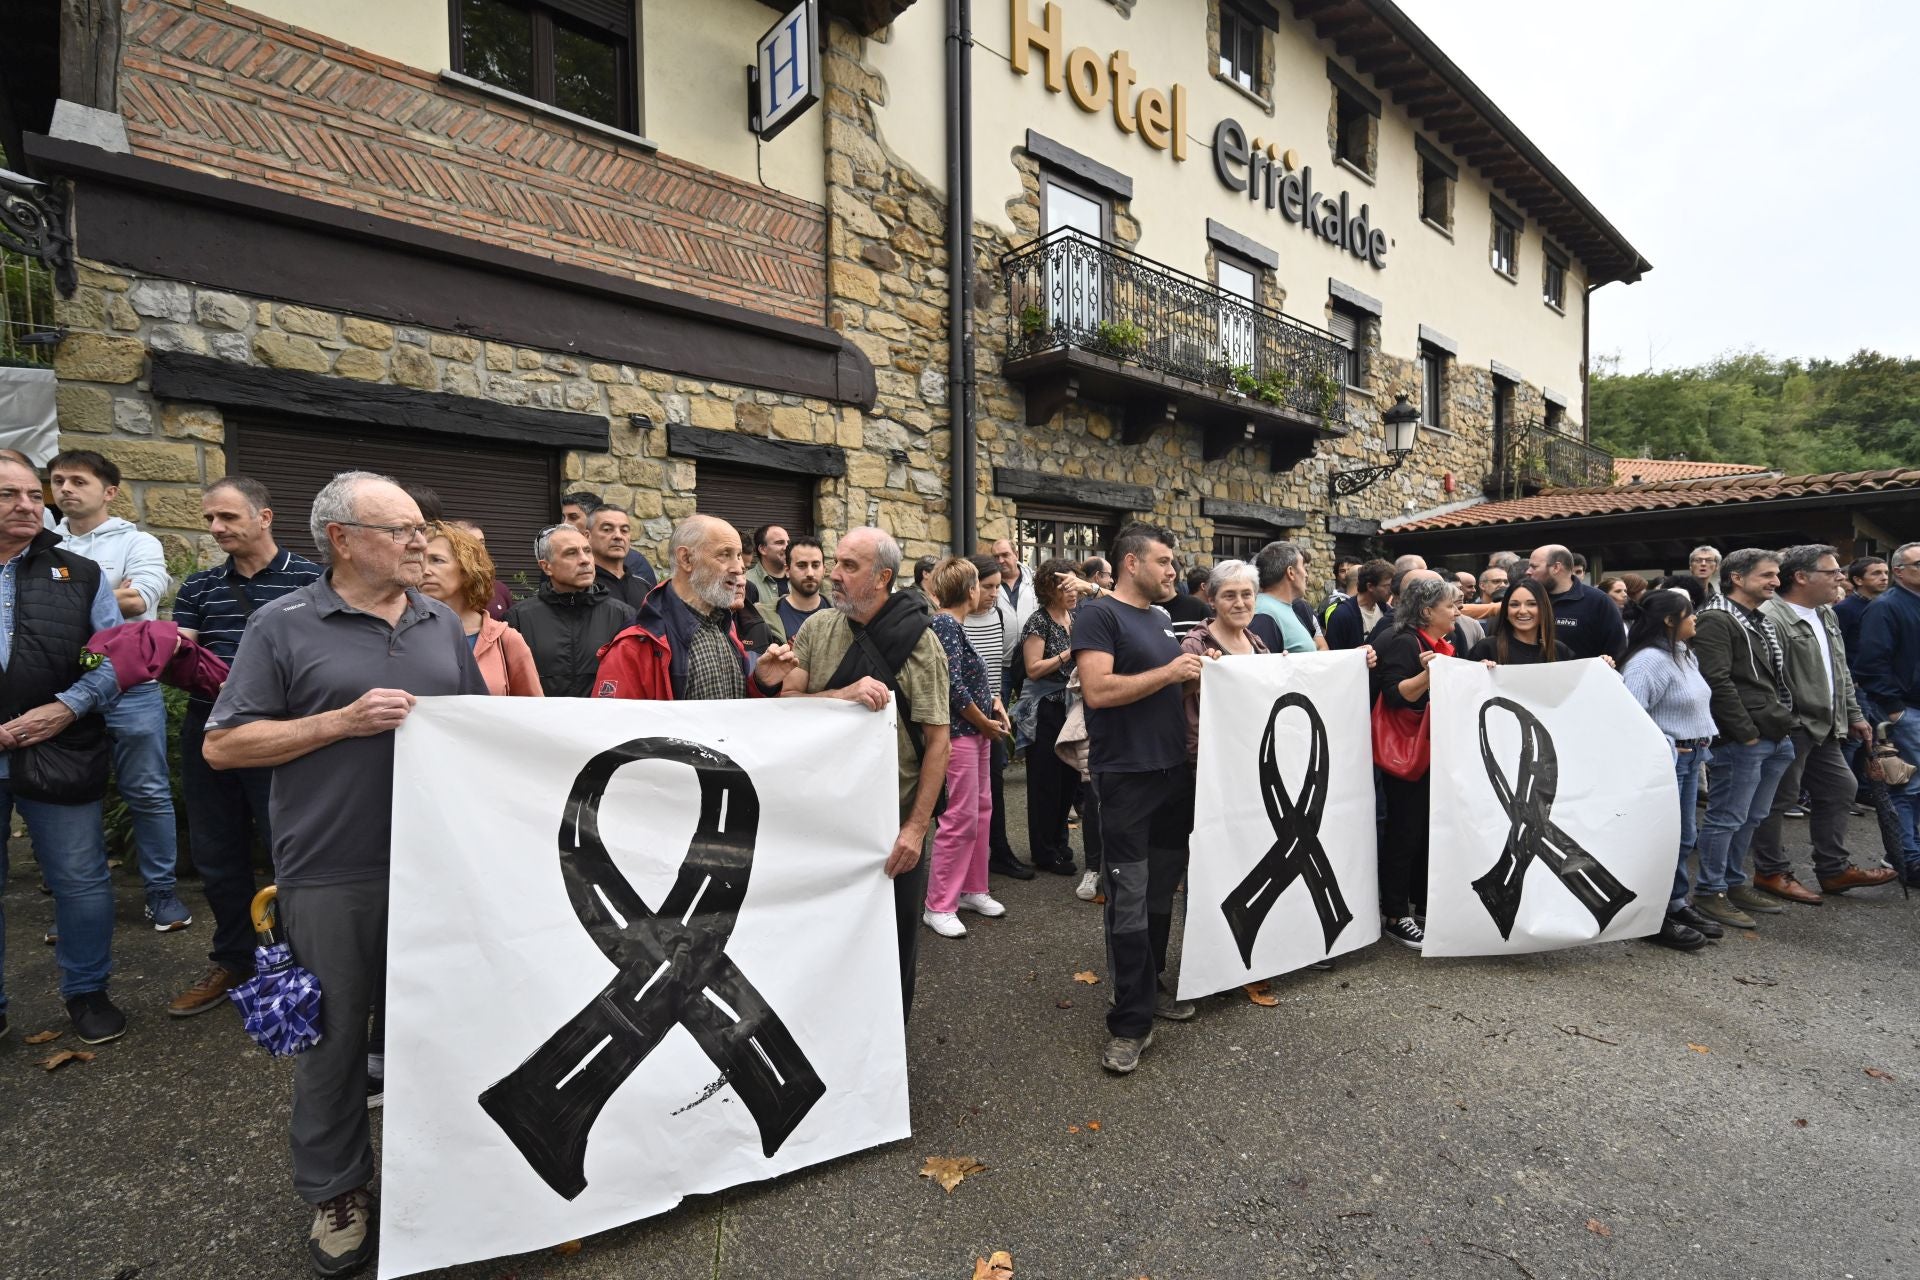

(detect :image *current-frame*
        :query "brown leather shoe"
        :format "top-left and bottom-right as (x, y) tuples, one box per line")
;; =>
(1753, 871), (1823, 905)
(1818, 864), (1899, 893)
(168, 964), (241, 1018)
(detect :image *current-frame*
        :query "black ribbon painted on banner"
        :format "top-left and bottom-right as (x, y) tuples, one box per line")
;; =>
(1472, 698), (1637, 940)
(1221, 692), (1353, 965)
(478, 739), (826, 1200)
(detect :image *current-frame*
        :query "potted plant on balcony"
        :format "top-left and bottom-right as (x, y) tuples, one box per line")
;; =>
(1093, 318), (1146, 360)
(1227, 365), (1295, 406)
(1018, 302), (1048, 339)
(1307, 370), (1342, 419)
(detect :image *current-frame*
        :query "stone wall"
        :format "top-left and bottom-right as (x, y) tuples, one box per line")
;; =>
(51, 261), (862, 568)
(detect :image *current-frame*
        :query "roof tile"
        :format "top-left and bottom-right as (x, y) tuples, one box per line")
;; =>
(1612, 457), (1769, 484)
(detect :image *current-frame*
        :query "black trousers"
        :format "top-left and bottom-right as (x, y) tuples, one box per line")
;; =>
(988, 737), (1015, 862)
(1378, 771), (1431, 919)
(893, 840), (930, 1016)
(180, 702), (275, 975)
(1096, 767), (1193, 1039)
(1026, 697), (1079, 869)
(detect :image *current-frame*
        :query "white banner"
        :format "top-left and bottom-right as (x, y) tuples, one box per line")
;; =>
(1177, 650), (1381, 999)
(1423, 658), (1674, 958)
(379, 697), (910, 1278)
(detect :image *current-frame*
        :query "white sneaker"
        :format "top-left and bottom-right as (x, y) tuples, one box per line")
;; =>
(957, 892), (1006, 917)
(1075, 871), (1100, 901)
(922, 910), (967, 938)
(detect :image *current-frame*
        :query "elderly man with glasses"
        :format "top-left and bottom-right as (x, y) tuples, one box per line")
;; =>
(1690, 545), (1722, 598)
(202, 471), (488, 1275)
(1852, 540), (1920, 886)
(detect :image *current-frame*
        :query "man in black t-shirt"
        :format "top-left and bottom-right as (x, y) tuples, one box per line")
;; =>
(1071, 523), (1206, 1075)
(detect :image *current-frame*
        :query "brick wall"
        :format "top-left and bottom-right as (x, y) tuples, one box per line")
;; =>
(116, 0), (827, 324)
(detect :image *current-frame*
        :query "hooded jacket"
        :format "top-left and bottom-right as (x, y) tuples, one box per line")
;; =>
(55, 516), (169, 623)
(591, 578), (764, 701)
(506, 582), (634, 698)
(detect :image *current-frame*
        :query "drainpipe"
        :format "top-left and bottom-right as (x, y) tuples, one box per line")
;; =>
(945, 0), (976, 553)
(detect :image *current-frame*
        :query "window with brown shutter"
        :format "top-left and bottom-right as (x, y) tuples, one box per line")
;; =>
(229, 417), (561, 588)
(692, 460), (817, 550)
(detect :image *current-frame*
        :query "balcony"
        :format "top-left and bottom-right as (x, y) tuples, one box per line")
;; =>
(1491, 420), (1614, 498)
(1000, 230), (1348, 472)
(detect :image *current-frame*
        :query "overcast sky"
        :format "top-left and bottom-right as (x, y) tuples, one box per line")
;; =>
(1394, 0), (1920, 372)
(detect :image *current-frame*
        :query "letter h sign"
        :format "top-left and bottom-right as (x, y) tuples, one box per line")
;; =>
(750, 0), (822, 141)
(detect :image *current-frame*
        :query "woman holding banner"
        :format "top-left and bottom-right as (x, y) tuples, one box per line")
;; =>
(1468, 579), (1558, 666)
(1621, 590), (1719, 951)
(1369, 574), (1462, 950)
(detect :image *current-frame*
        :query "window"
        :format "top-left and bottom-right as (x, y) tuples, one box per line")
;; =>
(1041, 174), (1111, 334)
(1327, 63), (1380, 177)
(1490, 201), (1520, 279)
(695, 460), (816, 544)
(1218, 4), (1262, 94)
(1017, 506), (1117, 568)
(452, 0), (635, 131)
(1419, 345), (1446, 430)
(1418, 145), (1454, 232)
(1544, 400), (1566, 434)
(1326, 305), (1366, 389)
(1543, 250), (1567, 311)
(1212, 522), (1271, 563)
(1215, 251), (1260, 369)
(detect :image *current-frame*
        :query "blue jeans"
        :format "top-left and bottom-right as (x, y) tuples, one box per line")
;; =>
(1670, 740), (1705, 909)
(1695, 737), (1797, 896)
(0, 781), (114, 1012)
(1886, 710), (1920, 865)
(104, 680), (178, 896)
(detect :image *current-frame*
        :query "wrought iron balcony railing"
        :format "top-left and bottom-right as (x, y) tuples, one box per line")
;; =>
(1493, 420), (1613, 497)
(1002, 229), (1348, 424)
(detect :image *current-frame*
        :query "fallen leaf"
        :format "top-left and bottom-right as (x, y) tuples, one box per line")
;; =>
(552, 1240), (582, 1256)
(1865, 1067), (1895, 1082)
(23, 1029), (61, 1045)
(37, 1049), (95, 1072)
(1687, 1043), (1711, 1054)
(919, 1155), (986, 1194)
(1086, 1121), (1101, 1132)
(1072, 971), (1100, 985)
(971, 1252), (1014, 1279)
(1067, 1125), (1080, 1134)
(1055, 999), (1073, 1009)
(1585, 1217), (1612, 1238)
(1092, 893), (1107, 904)
(1793, 1118), (1809, 1128)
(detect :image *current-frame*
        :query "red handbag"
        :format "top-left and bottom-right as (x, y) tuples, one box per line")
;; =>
(1371, 697), (1431, 781)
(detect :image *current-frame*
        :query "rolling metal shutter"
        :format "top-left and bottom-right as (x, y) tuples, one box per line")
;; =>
(229, 418), (560, 587)
(692, 460), (816, 545)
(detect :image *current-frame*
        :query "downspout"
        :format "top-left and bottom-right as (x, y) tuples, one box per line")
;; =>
(945, 0), (976, 553)
(1581, 281), (1594, 440)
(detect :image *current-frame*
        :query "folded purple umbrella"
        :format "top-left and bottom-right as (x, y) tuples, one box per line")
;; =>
(227, 887), (323, 1057)
(84, 620), (230, 700)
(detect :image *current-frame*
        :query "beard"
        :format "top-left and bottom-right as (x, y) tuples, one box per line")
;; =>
(690, 562), (736, 611)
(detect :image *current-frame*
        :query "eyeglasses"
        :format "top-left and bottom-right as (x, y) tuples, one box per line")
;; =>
(1896, 561), (1920, 572)
(337, 521), (431, 543)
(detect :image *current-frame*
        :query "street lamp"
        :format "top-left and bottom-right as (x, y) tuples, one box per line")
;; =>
(1330, 394), (1421, 497)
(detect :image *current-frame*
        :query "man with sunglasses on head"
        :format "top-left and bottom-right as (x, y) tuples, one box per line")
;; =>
(508, 523), (636, 697)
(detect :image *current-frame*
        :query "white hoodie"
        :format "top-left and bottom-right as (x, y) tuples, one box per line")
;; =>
(54, 515), (170, 624)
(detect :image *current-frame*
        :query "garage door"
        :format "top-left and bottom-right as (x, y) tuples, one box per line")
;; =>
(229, 418), (561, 586)
(692, 460), (816, 546)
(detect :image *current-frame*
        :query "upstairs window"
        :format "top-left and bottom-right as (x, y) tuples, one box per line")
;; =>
(1490, 202), (1520, 279)
(1416, 137), (1455, 233)
(1218, 4), (1263, 95)
(1326, 304), (1367, 389)
(1543, 249), (1568, 311)
(452, 0), (636, 132)
(1545, 400), (1566, 434)
(1420, 344), (1446, 430)
(1328, 63), (1380, 178)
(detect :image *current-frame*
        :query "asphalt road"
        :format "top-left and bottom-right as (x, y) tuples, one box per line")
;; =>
(3, 777), (1916, 1280)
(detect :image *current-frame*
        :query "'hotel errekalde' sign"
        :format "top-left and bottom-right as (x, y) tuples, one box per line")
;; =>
(1010, 0), (1389, 270)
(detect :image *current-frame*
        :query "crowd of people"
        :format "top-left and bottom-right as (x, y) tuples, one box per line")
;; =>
(1, 456), (1914, 1276)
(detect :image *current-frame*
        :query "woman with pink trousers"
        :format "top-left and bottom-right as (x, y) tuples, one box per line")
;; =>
(923, 555), (1010, 938)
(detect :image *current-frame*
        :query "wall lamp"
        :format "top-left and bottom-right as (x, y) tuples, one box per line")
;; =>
(1330, 394), (1420, 498)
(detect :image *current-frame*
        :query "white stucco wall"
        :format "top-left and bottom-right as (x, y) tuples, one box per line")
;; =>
(871, 0), (1597, 418)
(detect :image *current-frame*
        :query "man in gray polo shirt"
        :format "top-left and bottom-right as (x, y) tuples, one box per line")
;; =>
(205, 470), (485, 1278)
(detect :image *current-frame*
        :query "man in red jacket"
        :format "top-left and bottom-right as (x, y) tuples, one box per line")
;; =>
(592, 514), (794, 700)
